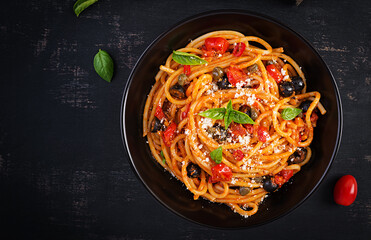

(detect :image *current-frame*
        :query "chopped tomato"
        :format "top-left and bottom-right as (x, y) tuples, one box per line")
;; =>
(183, 65), (191, 76)
(154, 105), (165, 120)
(233, 150), (244, 161)
(266, 64), (283, 83)
(227, 65), (247, 86)
(243, 124), (254, 134)
(230, 123), (247, 138)
(210, 163), (233, 183)
(180, 103), (190, 121)
(162, 122), (177, 147)
(310, 112), (319, 125)
(274, 169), (294, 187)
(232, 42), (246, 57)
(204, 37), (230, 55)
(257, 126), (270, 142)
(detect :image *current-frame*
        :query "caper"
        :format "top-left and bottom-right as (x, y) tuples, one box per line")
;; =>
(247, 63), (259, 73)
(169, 84), (185, 99)
(212, 67), (224, 81)
(250, 107), (259, 121)
(239, 187), (251, 196)
(178, 73), (189, 86)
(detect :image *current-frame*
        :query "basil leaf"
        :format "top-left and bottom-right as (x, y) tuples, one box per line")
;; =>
(230, 110), (255, 124)
(224, 100), (233, 129)
(281, 107), (302, 120)
(210, 146), (223, 164)
(94, 49), (114, 82)
(160, 151), (166, 163)
(198, 108), (226, 119)
(73, 0), (98, 17)
(172, 51), (208, 65)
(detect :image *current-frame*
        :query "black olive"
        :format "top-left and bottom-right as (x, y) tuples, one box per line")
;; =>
(178, 73), (189, 86)
(247, 63), (259, 73)
(207, 124), (227, 143)
(239, 105), (251, 117)
(263, 177), (278, 192)
(250, 107), (259, 121)
(291, 76), (305, 94)
(217, 75), (231, 89)
(212, 67), (224, 81)
(186, 163), (201, 178)
(239, 187), (251, 196)
(150, 117), (163, 132)
(299, 100), (312, 112)
(169, 84), (185, 99)
(278, 81), (294, 97)
(288, 147), (308, 164)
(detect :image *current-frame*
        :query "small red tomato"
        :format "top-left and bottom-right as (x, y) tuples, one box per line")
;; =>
(257, 126), (270, 142)
(232, 42), (246, 57)
(334, 175), (357, 206)
(204, 37), (230, 55)
(210, 163), (233, 183)
(162, 122), (177, 147)
(274, 169), (294, 187)
(227, 65), (247, 86)
(266, 64), (283, 83)
(183, 65), (191, 76)
(233, 150), (244, 161)
(154, 105), (165, 120)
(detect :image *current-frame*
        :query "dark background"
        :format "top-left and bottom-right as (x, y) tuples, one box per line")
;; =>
(0, 0), (370, 239)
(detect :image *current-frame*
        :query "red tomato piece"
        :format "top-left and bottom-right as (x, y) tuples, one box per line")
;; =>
(227, 65), (247, 86)
(334, 175), (357, 206)
(154, 105), (165, 120)
(162, 122), (177, 147)
(310, 112), (319, 124)
(204, 37), (230, 55)
(274, 169), (294, 187)
(266, 64), (283, 83)
(183, 65), (191, 76)
(243, 124), (254, 134)
(230, 123), (247, 137)
(232, 42), (246, 57)
(233, 150), (244, 161)
(210, 163), (233, 183)
(257, 126), (270, 142)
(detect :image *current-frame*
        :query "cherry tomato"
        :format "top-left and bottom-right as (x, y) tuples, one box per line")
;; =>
(204, 37), (230, 55)
(266, 64), (283, 83)
(230, 123), (247, 137)
(274, 169), (294, 187)
(162, 122), (177, 147)
(232, 42), (246, 57)
(210, 163), (233, 183)
(334, 175), (357, 206)
(227, 65), (247, 86)
(154, 105), (165, 120)
(233, 150), (244, 161)
(243, 124), (254, 134)
(257, 126), (270, 142)
(183, 65), (191, 76)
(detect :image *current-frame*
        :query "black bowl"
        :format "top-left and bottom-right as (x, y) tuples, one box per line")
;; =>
(120, 10), (342, 228)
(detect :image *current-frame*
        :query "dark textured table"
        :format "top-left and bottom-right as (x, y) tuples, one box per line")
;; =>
(0, 0), (370, 239)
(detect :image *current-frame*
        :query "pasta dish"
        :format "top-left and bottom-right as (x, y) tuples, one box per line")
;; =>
(142, 30), (326, 217)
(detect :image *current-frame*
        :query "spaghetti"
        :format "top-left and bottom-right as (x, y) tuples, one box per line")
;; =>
(142, 30), (325, 217)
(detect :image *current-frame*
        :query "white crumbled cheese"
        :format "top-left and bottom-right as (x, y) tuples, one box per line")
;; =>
(283, 75), (290, 80)
(198, 144), (203, 149)
(230, 178), (237, 184)
(218, 53), (222, 57)
(238, 135), (251, 145)
(281, 68), (287, 76)
(200, 117), (213, 130)
(184, 129), (190, 135)
(204, 157), (210, 163)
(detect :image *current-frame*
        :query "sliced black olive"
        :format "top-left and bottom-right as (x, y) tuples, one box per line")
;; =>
(263, 177), (278, 192)
(288, 147), (308, 164)
(250, 107), (259, 121)
(239, 105), (251, 117)
(150, 117), (163, 132)
(299, 100), (312, 112)
(212, 67), (224, 81)
(178, 73), (189, 86)
(291, 76), (305, 94)
(217, 75), (231, 89)
(169, 84), (185, 99)
(247, 63), (259, 73)
(239, 187), (251, 196)
(186, 163), (201, 178)
(278, 81), (294, 97)
(207, 124), (227, 143)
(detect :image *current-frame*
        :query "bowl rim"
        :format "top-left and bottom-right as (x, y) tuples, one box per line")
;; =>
(120, 9), (343, 228)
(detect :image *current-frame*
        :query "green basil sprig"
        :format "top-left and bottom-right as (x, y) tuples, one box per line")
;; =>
(172, 51), (208, 65)
(210, 146), (223, 164)
(281, 107), (302, 120)
(73, 0), (98, 17)
(94, 49), (114, 82)
(198, 100), (255, 129)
